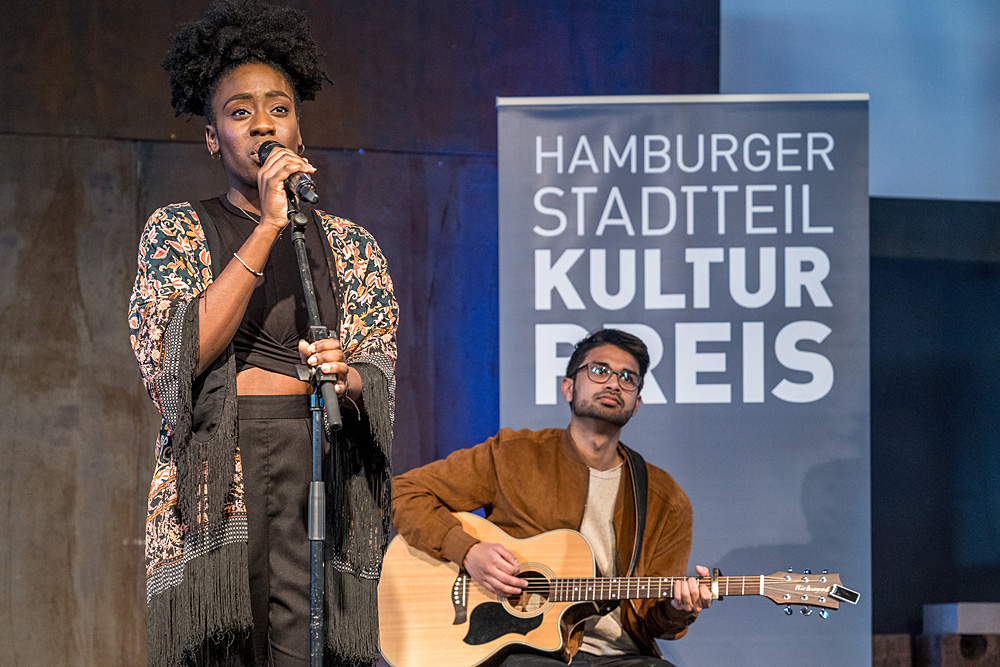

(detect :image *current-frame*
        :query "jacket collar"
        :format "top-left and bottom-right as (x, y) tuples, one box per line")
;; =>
(559, 425), (628, 469)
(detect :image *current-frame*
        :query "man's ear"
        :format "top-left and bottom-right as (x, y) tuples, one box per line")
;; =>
(561, 376), (574, 404)
(630, 394), (642, 417)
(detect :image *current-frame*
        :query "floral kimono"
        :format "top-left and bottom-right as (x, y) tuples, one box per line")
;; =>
(129, 202), (397, 666)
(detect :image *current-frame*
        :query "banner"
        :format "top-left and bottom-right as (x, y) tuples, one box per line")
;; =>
(497, 94), (870, 666)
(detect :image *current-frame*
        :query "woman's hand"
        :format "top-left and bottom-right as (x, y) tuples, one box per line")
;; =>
(257, 144), (316, 234)
(298, 338), (362, 401)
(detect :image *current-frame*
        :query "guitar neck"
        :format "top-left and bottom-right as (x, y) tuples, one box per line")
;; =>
(545, 575), (767, 602)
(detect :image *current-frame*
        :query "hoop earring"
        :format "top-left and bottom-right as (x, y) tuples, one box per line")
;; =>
(210, 150), (221, 161)
(297, 144), (305, 156)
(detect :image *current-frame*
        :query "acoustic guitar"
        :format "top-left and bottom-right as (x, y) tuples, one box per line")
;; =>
(378, 512), (859, 667)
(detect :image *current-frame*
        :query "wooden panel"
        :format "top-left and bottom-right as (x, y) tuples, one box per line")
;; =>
(0, 135), (151, 665)
(0, 1), (199, 141)
(0, 0), (719, 153)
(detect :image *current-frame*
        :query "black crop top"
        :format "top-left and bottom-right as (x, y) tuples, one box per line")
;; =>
(205, 197), (340, 378)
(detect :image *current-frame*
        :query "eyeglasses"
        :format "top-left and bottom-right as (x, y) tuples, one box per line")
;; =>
(569, 363), (642, 392)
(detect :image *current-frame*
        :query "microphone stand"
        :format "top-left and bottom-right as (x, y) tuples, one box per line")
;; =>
(287, 191), (343, 667)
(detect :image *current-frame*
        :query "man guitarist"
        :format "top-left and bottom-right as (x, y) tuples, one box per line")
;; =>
(392, 329), (712, 666)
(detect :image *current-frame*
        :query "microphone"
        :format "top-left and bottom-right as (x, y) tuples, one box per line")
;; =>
(256, 140), (319, 204)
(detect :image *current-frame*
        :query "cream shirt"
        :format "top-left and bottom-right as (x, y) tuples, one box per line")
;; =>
(578, 464), (640, 656)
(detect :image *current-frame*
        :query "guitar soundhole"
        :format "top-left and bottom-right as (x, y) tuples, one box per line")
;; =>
(505, 568), (551, 615)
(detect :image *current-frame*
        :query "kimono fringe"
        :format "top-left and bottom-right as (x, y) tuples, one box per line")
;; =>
(146, 542), (252, 667)
(174, 298), (239, 532)
(321, 361), (394, 664)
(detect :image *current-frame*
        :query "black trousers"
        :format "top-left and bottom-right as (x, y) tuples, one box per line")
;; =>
(501, 653), (677, 667)
(239, 395), (314, 667)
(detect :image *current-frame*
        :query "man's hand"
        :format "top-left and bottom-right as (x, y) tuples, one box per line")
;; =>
(463, 542), (529, 596)
(670, 564), (714, 614)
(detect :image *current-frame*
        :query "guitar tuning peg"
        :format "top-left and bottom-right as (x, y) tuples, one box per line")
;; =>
(801, 607), (813, 617)
(803, 569), (811, 575)
(819, 609), (829, 619)
(787, 567), (793, 573)
(822, 569), (828, 574)
(784, 606), (793, 616)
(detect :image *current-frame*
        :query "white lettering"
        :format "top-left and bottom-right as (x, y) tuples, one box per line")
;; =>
(590, 249), (636, 310)
(677, 133), (705, 173)
(777, 132), (802, 171)
(746, 185), (778, 235)
(643, 249), (686, 310)
(785, 247), (832, 307)
(595, 187), (636, 236)
(675, 322), (732, 404)
(534, 249), (585, 310)
(800, 185), (831, 233)
(641, 186), (677, 236)
(743, 133), (772, 172)
(535, 323), (588, 404)
(605, 135), (637, 173)
(608, 323), (667, 404)
(807, 132), (835, 171)
(536, 135), (563, 174)
(682, 185), (708, 235)
(730, 247), (777, 308)
(713, 185), (739, 234)
(643, 135), (671, 173)
(743, 322), (765, 403)
(772, 321), (834, 403)
(571, 186), (598, 236)
(711, 134), (739, 172)
(569, 135), (599, 174)
(533, 187), (567, 237)
(686, 247), (725, 308)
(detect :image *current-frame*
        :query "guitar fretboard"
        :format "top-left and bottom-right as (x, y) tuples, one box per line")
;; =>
(542, 576), (730, 602)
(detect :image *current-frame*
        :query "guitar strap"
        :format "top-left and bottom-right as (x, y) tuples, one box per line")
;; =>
(595, 444), (648, 616)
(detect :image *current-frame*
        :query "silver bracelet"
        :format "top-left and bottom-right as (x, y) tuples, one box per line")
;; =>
(233, 252), (263, 277)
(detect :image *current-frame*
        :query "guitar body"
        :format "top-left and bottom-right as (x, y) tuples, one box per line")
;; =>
(378, 512), (599, 667)
(379, 513), (860, 666)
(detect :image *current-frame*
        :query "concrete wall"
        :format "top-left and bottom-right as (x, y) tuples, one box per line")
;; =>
(0, 2), (718, 664)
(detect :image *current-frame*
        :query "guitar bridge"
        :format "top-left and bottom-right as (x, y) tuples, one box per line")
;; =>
(452, 571), (470, 624)
(830, 584), (861, 605)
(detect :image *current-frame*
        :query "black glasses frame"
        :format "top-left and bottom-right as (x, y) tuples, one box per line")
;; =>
(569, 362), (643, 392)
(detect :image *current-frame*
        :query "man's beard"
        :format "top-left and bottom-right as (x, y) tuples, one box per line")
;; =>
(570, 389), (634, 428)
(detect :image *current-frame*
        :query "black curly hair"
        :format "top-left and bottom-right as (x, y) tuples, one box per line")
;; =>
(163, 0), (327, 122)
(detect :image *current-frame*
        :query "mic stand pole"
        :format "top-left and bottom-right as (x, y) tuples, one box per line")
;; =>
(287, 192), (343, 667)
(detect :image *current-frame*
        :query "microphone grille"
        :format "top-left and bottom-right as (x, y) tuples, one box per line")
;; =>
(256, 140), (284, 165)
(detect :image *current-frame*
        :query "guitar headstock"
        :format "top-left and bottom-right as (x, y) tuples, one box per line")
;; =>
(758, 570), (860, 617)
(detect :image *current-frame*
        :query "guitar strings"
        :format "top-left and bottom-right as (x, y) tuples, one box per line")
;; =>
(509, 576), (809, 588)
(501, 576), (832, 599)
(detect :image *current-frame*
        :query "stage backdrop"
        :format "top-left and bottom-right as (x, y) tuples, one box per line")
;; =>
(497, 95), (870, 666)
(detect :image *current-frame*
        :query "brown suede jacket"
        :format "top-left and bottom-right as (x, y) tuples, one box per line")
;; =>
(391, 427), (697, 656)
